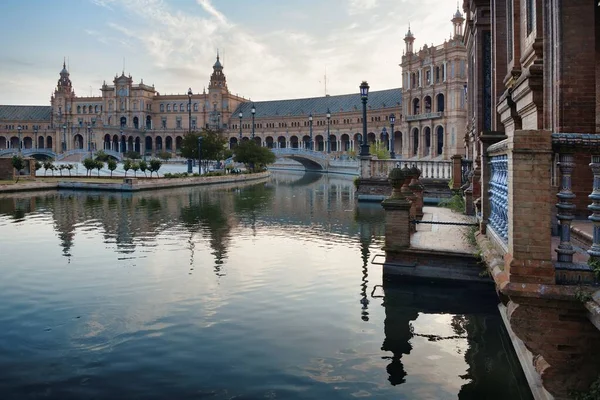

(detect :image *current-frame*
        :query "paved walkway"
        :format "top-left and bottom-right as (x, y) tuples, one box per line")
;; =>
(410, 206), (478, 254)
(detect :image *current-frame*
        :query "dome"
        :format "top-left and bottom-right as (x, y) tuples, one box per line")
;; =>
(213, 55), (222, 69)
(454, 8), (463, 19)
(405, 27), (414, 38)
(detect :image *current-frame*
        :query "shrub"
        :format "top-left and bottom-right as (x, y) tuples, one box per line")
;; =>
(94, 150), (109, 162)
(125, 151), (141, 160)
(11, 155), (24, 182)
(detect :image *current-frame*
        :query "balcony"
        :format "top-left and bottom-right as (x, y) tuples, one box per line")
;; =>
(405, 111), (443, 122)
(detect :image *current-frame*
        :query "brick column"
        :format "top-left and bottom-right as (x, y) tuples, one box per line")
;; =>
(451, 154), (462, 190)
(506, 130), (554, 284)
(479, 131), (507, 234)
(382, 168), (411, 251)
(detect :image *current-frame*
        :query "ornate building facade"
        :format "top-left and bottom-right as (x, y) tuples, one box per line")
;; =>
(0, 9), (466, 161)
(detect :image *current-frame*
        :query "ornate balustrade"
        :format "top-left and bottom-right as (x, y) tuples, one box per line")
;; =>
(369, 159), (452, 180)
(488, 154), (508, 243)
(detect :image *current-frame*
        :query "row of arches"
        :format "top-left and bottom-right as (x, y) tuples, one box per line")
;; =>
(76, 105), (101, 114)
(412, 93), (445, 115)
(102, 134), (183, 153)
(410, 126), (445, 157)
(0, 136), (53, 150)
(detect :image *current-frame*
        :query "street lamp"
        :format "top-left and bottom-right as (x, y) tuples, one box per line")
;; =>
(187, 87), (192, 134)
(308, 113), (313, 150)
(238, 111), (243, 140)
(326, 108), (331, 154)
(87, 124), (91, 156)
(34, 126), (38, 150)
(62, 124), (67, 152)
(120, 129), (124, 153)
(198, 136), (203, 175)
(17, 125), (22, 154)
(251, 103), (256, 139)
(359, 81), (370, 156)
(389, 113), (396, 159)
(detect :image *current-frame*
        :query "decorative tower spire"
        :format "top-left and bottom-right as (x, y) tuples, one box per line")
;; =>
(56, 59), (72, 94)
(209, 52), (227, 89)
(404, 24), (415, 54)
(452, 5), (465, 38)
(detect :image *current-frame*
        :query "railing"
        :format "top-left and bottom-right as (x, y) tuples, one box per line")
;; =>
(488, 154), (508, 243)
(328, 159), (359, 168)
(56, 149), (88, 161)
(271, 147), (329, 161)
(405, 111), (443, 122)
(369, 159), (452, 179)
(0, 148), (57, 157)
(461, 158), (473, 185)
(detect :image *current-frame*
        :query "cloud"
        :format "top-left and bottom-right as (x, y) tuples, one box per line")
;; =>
(196, 0), (229, 26)
(348, 0), (378, 15)
(91, 0), (115, 10)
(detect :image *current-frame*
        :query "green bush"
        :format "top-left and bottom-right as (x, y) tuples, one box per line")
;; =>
(125, 151), (141, 160)
(94, 150), (109, 162)
(439, 194), (465, 213)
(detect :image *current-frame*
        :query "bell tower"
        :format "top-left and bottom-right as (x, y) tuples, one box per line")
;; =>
(404, 25), (415, 54)
(452, 7), (465, 38)
(207, 51), (229, 130)
(51, 59), (75, 128)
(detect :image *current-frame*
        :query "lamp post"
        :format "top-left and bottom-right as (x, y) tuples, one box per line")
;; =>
(251, 103), (256, 139)
(389, 113), (396, 159)
(198, 136), (203, 175)
(381, 127), (388, 152)
(308, 113), (313, 150)
(187, 87), (192, 134)
(359, 81), (370, 156)
(120, 129), (124, 153)
(326, 108), (331, 154)
(17, 125), (22, 154)
(62, 124), (67, 152)
(87, 124), (91, 156)
(34, 126), (38, 150)
(238, 111), (243, 140)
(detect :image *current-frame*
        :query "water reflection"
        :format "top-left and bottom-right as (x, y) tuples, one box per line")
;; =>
(0, 171), (532, 399)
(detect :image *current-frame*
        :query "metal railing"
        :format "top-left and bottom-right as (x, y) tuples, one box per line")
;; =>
(405, 111), (443, 122)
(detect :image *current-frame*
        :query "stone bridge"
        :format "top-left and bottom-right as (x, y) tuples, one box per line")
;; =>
(0, 148), (123, 161)
(270, 148), (358, 174)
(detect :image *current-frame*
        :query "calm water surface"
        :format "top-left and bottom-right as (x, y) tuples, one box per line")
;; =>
(0, 172), (532, 400)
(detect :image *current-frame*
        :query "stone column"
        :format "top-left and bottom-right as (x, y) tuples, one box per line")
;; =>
(409, 165), (425, 220)
(479, 131), (507, 234)
(451, 154), (462, 190)
(359, 155), (372, 179)
(382, 168), (411, 251)
(506, 130), (554, 284)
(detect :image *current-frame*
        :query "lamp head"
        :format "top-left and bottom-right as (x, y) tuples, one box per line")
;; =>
(359, 81), (370, 99)
(308, 113), (313, 122)
(326, 108), (331, 119)
(251, 104), (256, 115)
(389, 113), (395, 124)
(239, 112), (243, 119)
(17, 125), (21, 131)
(187, 87), (192, 97)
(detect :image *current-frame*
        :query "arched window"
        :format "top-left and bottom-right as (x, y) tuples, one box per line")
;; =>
(412, 98), (420, 115)
(77, 105), (81, 113)
(160, 104), (164, 112)
(179, 103), (184, 111)
(436, 93), (445, 112)
(193, 103), (198, 111)
(120, 116), (126, 128)
(95, 105), (99, 113)
(167, 104), (171, 112)
(424, 96), (432, 113)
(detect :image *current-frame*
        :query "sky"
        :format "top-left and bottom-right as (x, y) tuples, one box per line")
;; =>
(0, 0), (460, 105)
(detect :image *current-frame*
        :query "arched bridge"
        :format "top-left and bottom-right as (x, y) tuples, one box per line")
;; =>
(0, 148), (123, 161)
(270, 148), (331, 171)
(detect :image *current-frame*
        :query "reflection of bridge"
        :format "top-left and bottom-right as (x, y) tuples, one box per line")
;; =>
(0, 148), (123, 161)
(270, 148), (358, 173)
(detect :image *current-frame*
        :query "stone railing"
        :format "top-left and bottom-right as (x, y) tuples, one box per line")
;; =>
(405, 111), (443, 122)
(271, 147), (329, 161)
(369, 159), (452, 180)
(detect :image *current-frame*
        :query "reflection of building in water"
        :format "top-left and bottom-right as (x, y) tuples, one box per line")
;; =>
(380, 282), (532, 398)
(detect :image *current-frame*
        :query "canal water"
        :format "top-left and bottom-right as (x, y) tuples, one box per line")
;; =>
(0, 171), (532, 400)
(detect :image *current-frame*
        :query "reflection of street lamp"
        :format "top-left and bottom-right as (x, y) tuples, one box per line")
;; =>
(62, 124), (67, 152)
(187, 87), (192, 134)
(359, 81), (370, 156)
(238, 111), (243, 140)
(389, 113), (396, 159)
(198, 136), (203, 175)
(17, 125), (22, 154)
(326, 108), (331, 154)
(308, 113), (313, 150)
(251, 103), (256, 139)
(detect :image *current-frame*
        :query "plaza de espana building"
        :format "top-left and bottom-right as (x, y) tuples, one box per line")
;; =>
(0, 10), (467, 162)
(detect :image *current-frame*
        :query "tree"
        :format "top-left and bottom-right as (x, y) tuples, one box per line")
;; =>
(369, 142), (390, 160)
(11, 155), (25, 183)
(34, 160), (42, 174)
(83, 158), (95, 177)
(149, 159), (162, 178)
(58, 164), (66, 176)
(139, 160), (148, 177)
(125, 151), (141, 159)
(180, 128), (228, 172)
(66, 164), (74, 176)
(107, 159), (117, 177)
(233, 140), (276, 172)
(95, 160), (104, 177)
(158, 151), (172, 161)
(43, 159), (54, 176)
(131, 162), (139, 177)
(94, 150), (109, 162)
(123, 159), (132, 177)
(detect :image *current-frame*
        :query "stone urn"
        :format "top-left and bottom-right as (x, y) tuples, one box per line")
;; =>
(388, 167), (405, 199)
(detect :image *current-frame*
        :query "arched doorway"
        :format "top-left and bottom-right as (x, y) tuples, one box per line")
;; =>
(253, 137), (262, 146)
(10, 136), (19, 148)
(145, 136), (153, 154)
(328, 135), (336, 152)
(133, 117), (139, 129)
(436, 93), (445, 112)
(146, 116), (152, 129)
(241, 137), (250, 143)
(0, 137), (6, 149)
(314, 135), (323, 152)
(23, 137), (33, 149)
(367, 132), (376, 146)
(120, 135), (126, 153)
(38, 136), (44, 149)
(104, 134), (111, 150)
(112, 135), (119, 152)
(340, 134), (350, 151)
(265, 136), (274, 148)
(412, 128), (419, 156)
(46, 136), (53, 150)
(229, 137), (238, 149)
(120, 116), (126, 128)
(135, 137), (141, 153)
(424, 127), (431, 156)
(156, 136), (163, 151)
(165, 136), (173, 151)
(436, 126), (444, 157)
(277, 136), (286, 148)
(74, 134), (84, 149)
(290, 136), (299, 148)
(175, 136), (182, 152)
(394, 131), (402, 155)
(302, 135), (311, 149)
(128, 136), (134, 153)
